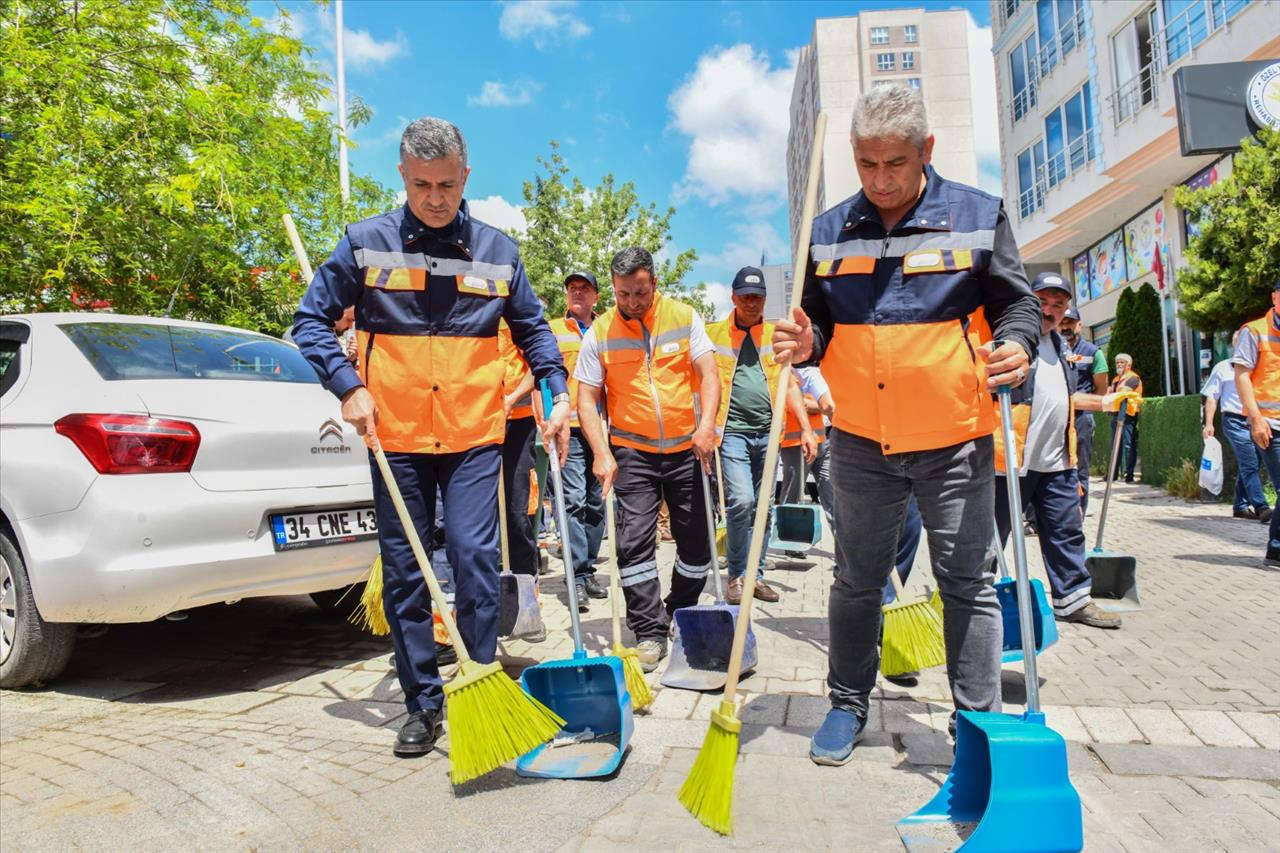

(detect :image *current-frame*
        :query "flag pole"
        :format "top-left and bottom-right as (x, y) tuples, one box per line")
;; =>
(336, 0), (350, 204)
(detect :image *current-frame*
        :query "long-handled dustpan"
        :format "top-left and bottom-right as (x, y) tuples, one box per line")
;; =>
(663, 464), (757, 691)
(498, 461), (545, 639)
(516, 384), (633, 779)
(769, 458), (823, 554)
(992, 533), (1058, 664)
(897, 383), (1082, 853)
(1086, 408), (1141, 612)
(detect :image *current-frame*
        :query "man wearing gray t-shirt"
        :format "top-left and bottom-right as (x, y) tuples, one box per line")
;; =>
(994, 273), (1122, 629)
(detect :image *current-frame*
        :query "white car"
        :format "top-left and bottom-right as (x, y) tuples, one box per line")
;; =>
(0, 312), (379, 688)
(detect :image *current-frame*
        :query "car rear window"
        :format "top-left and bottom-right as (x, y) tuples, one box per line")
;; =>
(59, 322), (321, 383)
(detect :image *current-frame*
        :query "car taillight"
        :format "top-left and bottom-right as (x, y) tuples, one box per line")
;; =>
(54, 413), (201, 474)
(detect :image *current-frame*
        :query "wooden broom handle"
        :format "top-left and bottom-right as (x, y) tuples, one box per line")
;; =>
(372, 444), (471, 662)
(282, 213), (314, 283)
(497, 460), (512, 574)
(721, 111), (827, 705)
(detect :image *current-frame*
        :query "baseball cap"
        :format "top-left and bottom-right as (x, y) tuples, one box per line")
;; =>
(564, 271), (598, 290)
(732, 266), (767, 296)
(1031, 272), (1072, 295)
(1063, 306), (1081, 322)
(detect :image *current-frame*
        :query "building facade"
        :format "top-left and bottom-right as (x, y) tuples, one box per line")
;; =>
(992, 0), (1279, 394)
(786, 8), (978, 253)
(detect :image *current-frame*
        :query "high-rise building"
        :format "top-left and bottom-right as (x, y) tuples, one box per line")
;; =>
(786, 8), (978, 252)
(761, 263), (794, 321)
(991, 0), (1278, 394)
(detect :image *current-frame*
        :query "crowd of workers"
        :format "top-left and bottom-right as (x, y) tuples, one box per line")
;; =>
(291, 84), (1278, 765)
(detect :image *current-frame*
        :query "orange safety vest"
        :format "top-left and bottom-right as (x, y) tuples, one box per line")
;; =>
(1242, 312), (1280, 414)
(549, 314), (592, 428)
(497, 320), (533, 420)
(596, 292), (699, 454)
(705, 311), (784, 445)
(783, 395), (827, 448)
(1108, 368), (1144, 408)
(993, 333), (1077, 475)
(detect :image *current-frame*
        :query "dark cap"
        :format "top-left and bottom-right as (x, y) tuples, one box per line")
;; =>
(564, 271), (598, 290)
(1063, 306), (1081, 322)
(732, 266), (767, 296)
(1032, 272), (1072, 296)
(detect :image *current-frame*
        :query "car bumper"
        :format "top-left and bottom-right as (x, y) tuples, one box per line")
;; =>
(22, 474), (380, 623)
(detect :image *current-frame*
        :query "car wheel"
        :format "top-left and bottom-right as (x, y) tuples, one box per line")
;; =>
(0, 529), (75, 689)
(309, 583), (366, 621)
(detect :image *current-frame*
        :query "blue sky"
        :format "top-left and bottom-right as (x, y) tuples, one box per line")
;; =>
(268, 0), (996, 313)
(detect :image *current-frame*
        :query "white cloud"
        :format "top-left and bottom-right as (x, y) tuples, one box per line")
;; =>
(703, 281), (734, 317)
(699, 221), (789, 271)
(342, 27), (409, 72)
(499, 1), (590, 49)
(468, 80), (542, 108)
(966, 15), (1002, 195)
(469, 195), (528, 235)
(668, 44), (798, 206)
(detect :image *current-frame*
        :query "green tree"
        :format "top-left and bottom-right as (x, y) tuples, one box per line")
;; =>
(1174, 128), (1280, 332)
(0, 0), (396, 334)
(516, 141), (710, 318)
(1107, 283), (1165, 395)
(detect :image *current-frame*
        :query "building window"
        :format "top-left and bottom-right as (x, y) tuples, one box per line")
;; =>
(1016, 140), (1047, 218)
(1035, 0), (1083, 75)
(902, 51), (915, 70)
(1158, 0), (1248, 67)
(873, 80), (895, 89)
(870, 26), (890, 45)
(1109, 6), (1158, 126)
(876, 53), (895, 71)
(1009, 37), (1038, 122)
(1044, 83), (1095, 188)
(904, 24), (918, 43)
(907, 78), (922, 92)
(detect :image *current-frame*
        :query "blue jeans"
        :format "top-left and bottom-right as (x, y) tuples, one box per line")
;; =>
(1111, 414), (1138, 479)
(880, 495), (924, 605)
(1221, 413), (1269, 513)
(560, 430), (604, 577)
(996, 468), (1093, 616)
(1254, 425), (1280, 554)
(720, 431), (773, 579)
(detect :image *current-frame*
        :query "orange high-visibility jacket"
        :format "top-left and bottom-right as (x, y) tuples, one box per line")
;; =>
(595, 292), (699, 454)
(706, 311), (784, 445)
(1241, 312), (1280, 414)
(549, 314), (593, 428)
(498, 319), (533, 420)
(783, 396), (826, 448)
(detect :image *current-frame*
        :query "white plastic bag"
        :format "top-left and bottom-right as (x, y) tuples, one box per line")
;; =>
(1199, 436), (1224, 495)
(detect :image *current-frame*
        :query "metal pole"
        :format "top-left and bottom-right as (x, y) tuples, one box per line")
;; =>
(1171, 266), (1187, 394)
(335, 0), (350, 204)
(998, 389), (1040, 715)
(1159, 287), (1172, 397)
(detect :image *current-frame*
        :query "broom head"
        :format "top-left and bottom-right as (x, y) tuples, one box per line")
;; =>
(443, 659), (565, 785)
(613, 641), (654, 710)
(881, 596), (946, 677)
(678, 700), (742, 835)
(349, 555), (390, 636)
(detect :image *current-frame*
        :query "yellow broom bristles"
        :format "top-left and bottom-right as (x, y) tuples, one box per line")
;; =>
(443, 660), (565, 785)
(678, 701), (742, 835)
(881, 596), (946, 677)
(614, 642), (654, 710)
(349, 554), (390, 636)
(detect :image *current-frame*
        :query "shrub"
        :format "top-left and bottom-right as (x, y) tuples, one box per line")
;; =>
(1163, 458), (1203, 499)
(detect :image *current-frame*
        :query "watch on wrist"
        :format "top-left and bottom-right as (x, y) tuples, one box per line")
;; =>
(551, 392), (571, 406)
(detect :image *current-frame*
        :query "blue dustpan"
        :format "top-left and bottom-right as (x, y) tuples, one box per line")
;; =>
(992, 536), (1058, 664)
(768, 502), (822, 551)
(897, 385), (1082, 852)
(516, 384), (633, 779)
(664, 466), (757, 690)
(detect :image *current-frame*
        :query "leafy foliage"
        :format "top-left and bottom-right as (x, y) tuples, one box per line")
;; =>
(0, 0), (396, 334)
(516, 141), (709, 318)
(1174, 129), (1280, 333)
(1106, 283), (1165, 395)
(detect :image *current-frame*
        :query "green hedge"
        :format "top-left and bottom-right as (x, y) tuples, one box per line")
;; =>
(1087, 395), (1269, 500)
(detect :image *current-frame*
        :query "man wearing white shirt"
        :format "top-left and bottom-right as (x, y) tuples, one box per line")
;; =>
(1204, 339), (1273, 522)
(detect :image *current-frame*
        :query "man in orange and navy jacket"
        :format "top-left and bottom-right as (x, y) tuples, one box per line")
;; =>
(576, 247), (721, 672)
(293, 118), (570, 759)
(773, 85), (1040, 766)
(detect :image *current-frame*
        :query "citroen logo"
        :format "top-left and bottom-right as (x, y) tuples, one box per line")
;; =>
(319, 418), (344, 443)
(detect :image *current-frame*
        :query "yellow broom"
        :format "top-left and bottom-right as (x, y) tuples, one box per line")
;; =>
(371, 442), (564, 783)
(679, 111), (827, 835)
(605, 489), (654, 710)
(880, 570), (946, 677)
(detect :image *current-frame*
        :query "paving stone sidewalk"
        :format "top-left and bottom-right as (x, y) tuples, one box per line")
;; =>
(2, 480), (1278, 851)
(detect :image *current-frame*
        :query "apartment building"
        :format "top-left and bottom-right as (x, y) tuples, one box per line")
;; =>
(786, 9), (978, 253)
(992, 0), (1279, 393)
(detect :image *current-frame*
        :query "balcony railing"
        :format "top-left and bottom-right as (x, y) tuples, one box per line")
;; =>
(1152, 0), (1251, 71)
(1107, 61), (1159, 128)
(1018, 133), (1097, 220)
(1013, 79), (1038, 122)
(998, 0), (1024, 30)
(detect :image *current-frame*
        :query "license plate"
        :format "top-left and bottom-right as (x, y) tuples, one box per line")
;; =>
(271, 506), (378, 551)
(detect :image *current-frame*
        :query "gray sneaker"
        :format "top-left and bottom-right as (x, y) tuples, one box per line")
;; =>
(636, 638), (667, 673)
(1058, 601), (1122, 629)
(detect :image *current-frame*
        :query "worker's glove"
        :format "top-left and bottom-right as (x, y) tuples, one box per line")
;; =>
(1103, 389), (1140, 415)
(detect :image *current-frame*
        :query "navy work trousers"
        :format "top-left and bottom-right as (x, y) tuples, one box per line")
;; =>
(995, 467), (1093, 617)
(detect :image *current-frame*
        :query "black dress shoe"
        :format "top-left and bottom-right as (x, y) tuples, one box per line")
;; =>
(1235, 507), (1259, 520)
(574, 581), (589, 613)
(582, 574), (608, 599)
(395, 709), (443, 757)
